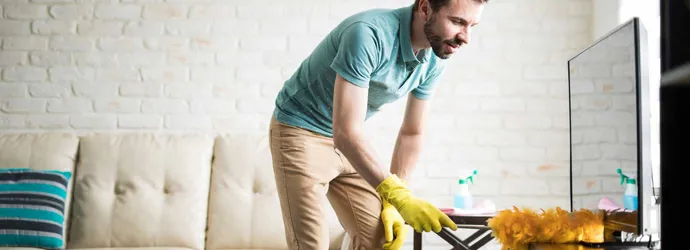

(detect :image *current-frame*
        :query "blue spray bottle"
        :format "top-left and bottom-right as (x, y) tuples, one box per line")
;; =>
(453, 170), (477, 210)
(617, 168), (638, 210)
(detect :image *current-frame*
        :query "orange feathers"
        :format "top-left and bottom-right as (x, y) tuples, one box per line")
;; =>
(487, 207), (605, 250)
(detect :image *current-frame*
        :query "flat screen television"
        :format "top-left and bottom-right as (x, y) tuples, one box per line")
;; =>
(568, 17), (659, 238)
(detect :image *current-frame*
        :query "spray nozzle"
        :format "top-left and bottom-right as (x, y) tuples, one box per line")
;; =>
(459, 170), (478, 185)
(617, 168), (636, 185)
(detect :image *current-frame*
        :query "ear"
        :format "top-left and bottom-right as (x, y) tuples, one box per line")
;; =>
(418, 0), (432, 18)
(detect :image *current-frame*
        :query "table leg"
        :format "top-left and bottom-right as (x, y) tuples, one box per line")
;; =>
(463, 229), (488, 244)
(438, 228), (472, 250)
(414, 231), (422, 250)
(470, 231), (494, 249)
(412, 226), (495, 250)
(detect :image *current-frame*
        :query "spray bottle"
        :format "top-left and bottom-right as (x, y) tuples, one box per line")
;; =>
(453, 170), (477, 210)
(617, 168), (638, 210)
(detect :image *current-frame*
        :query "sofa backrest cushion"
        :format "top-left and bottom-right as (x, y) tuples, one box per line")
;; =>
(205, 133), (346, 250)
(0, 133), (79, 248)
(67, 133), (214, 250)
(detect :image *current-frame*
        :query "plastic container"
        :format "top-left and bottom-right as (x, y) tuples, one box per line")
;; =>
(453, 170), (477, 210)
(617, 168), (638, 210)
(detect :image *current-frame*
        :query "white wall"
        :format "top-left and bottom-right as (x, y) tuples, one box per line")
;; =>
(0, 0), (592, 248)
(591, 0), (620, 41)
(591, 0), (661, 189)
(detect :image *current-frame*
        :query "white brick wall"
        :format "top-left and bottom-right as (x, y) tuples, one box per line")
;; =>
(0, 0), (593, 249)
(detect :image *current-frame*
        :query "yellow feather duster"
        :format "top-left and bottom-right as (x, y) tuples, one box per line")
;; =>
(487, 206), (605, 250)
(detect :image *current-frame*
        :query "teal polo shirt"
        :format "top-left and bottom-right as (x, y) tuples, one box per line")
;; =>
(273, 4), (446, 137)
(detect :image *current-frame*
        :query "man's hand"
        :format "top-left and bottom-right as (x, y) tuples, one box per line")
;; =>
(377, 174), (457, 233)
(381, 199), (408, 249)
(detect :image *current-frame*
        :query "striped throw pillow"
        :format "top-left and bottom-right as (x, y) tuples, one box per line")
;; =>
(0, 168), (72, 249)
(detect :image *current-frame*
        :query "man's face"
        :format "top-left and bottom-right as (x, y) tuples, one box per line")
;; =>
(423, 0), (484, 59)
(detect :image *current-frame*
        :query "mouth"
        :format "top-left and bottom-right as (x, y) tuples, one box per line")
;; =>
(444, 42), (459, 53)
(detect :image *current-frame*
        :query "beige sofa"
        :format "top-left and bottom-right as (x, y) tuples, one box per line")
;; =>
(0, 132), (347, 250)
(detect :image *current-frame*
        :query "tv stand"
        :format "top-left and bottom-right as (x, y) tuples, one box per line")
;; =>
(531, 241), (660, 250)
(579, 232), (661, 249)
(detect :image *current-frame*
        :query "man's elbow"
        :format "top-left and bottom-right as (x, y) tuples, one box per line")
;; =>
(399, 128), (423, 137)
(332, 126), (361, 150)
(398, 125), (424, 138)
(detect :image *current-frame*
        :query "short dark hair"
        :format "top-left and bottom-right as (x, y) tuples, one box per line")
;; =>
(413, 0), (488, 12)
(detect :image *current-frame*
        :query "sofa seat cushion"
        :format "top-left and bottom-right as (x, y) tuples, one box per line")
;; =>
(67, 134), (214, 250)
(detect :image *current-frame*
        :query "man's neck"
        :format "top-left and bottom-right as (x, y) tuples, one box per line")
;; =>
(410, 12), (430, 53)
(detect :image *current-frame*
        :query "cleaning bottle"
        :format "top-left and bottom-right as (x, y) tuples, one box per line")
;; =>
(617, 168), (638, 210)
(453, 170), (477, 210)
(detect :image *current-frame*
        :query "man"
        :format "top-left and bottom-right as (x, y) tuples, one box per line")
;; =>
(268, 0), (486, 249)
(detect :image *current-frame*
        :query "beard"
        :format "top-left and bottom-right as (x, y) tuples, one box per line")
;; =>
(423, 13), (461, 59)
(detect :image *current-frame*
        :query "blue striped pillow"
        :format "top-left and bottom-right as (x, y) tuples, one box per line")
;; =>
(0, 168), (72, 249)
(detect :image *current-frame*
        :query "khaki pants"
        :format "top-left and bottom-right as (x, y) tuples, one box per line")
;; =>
(268, 116), (386, 250)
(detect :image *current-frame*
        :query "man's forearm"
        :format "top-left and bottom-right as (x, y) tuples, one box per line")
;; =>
(390, 132), (424, 183)
(333, 131), (391, 189)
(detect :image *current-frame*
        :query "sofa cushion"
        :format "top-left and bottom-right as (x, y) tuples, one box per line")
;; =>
(0, 168), (72, 249)
(2, 246), (194, 250)
(205, 133), (346, 250)
(69, 248), (194, 250)
(67, 134), (214, 250)
(0, 133), (79, 248)
(1, 248), (50, 250)
(0, 134), (79, 172)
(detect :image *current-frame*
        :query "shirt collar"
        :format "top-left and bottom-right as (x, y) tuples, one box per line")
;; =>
(398, 4), (430, 64)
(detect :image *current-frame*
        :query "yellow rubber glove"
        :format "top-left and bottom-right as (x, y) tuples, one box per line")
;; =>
(381, 199), (408, 250)
(376, 174), (457, 233)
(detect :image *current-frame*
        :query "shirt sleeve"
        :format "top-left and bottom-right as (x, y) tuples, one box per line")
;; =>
(412, 64), (446, 100)
(330, 22), (382, 88)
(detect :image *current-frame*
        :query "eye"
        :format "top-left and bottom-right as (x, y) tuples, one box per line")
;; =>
(450, 18), (468, 27)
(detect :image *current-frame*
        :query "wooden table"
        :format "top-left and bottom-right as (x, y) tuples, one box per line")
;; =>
(413, 213), (495, 250)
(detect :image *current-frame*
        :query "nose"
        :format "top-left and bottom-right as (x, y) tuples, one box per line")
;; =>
(456, 27), (471, 45)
